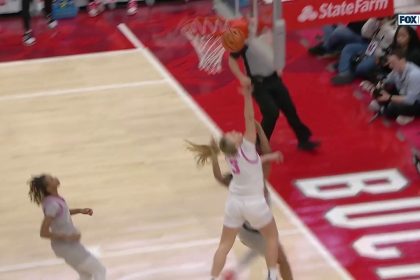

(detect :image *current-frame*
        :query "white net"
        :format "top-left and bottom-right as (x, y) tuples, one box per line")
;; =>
(180, 17), (229, 75)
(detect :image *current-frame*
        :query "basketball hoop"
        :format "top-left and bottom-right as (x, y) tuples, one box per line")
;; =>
(180, 16), (229, 75)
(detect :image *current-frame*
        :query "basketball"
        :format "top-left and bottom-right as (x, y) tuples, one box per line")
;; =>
(221, 27), (246, 53)
(229, 18), (249, 39)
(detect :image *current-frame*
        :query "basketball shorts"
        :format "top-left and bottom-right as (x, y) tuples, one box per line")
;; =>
(223, 194), (273, 229)
(51, 241), (91, 267)
(52, 241), (106, 279)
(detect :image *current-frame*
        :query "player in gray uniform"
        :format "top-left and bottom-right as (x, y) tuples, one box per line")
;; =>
(210, 122), (293, 280)
(28, 174), (106, 280)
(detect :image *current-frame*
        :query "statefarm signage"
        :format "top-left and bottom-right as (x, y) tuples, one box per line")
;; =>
(282, 0), (395, 30)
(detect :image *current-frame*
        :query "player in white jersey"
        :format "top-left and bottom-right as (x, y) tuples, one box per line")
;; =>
(216, 122), (293, 280)
(28, 174), (106, 280)
(187, 121), (294, 280)
(187, 85), (282, 280)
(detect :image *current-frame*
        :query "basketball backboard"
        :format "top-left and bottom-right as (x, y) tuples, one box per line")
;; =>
(213, 0), (286, 71)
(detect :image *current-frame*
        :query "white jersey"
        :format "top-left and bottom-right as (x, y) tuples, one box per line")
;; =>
(226, 139), (265, 196)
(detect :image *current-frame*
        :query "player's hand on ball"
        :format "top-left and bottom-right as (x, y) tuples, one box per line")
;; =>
(81, 208), (93, 216)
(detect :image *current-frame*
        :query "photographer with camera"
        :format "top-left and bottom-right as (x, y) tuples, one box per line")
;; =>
(331, 17), (397, 85)
(361, 49), (420, 125)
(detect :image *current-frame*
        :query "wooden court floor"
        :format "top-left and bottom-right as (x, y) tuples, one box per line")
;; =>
(0, 50), (350, 280)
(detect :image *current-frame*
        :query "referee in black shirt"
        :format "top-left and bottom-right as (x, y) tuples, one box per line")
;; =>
(228, 35), (319, 151)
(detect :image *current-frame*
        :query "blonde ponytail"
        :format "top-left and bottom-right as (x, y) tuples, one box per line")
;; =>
(185, 140), (220, 167)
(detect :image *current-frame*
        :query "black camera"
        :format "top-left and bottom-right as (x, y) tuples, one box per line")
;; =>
(371, 80), (385, 98)
(372, 87), (383, 98)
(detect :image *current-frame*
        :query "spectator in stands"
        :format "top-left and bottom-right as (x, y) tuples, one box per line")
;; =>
(87, 0), (138, 17)
(22, 0), (57, 46)
(308, 21), (367, 57)
(362, 49), (420, 125)
(331, 17), (397, 85)
(373, 25), (420, 82)
(86, 0), (104, 17)
(389, 26), (420, 66)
